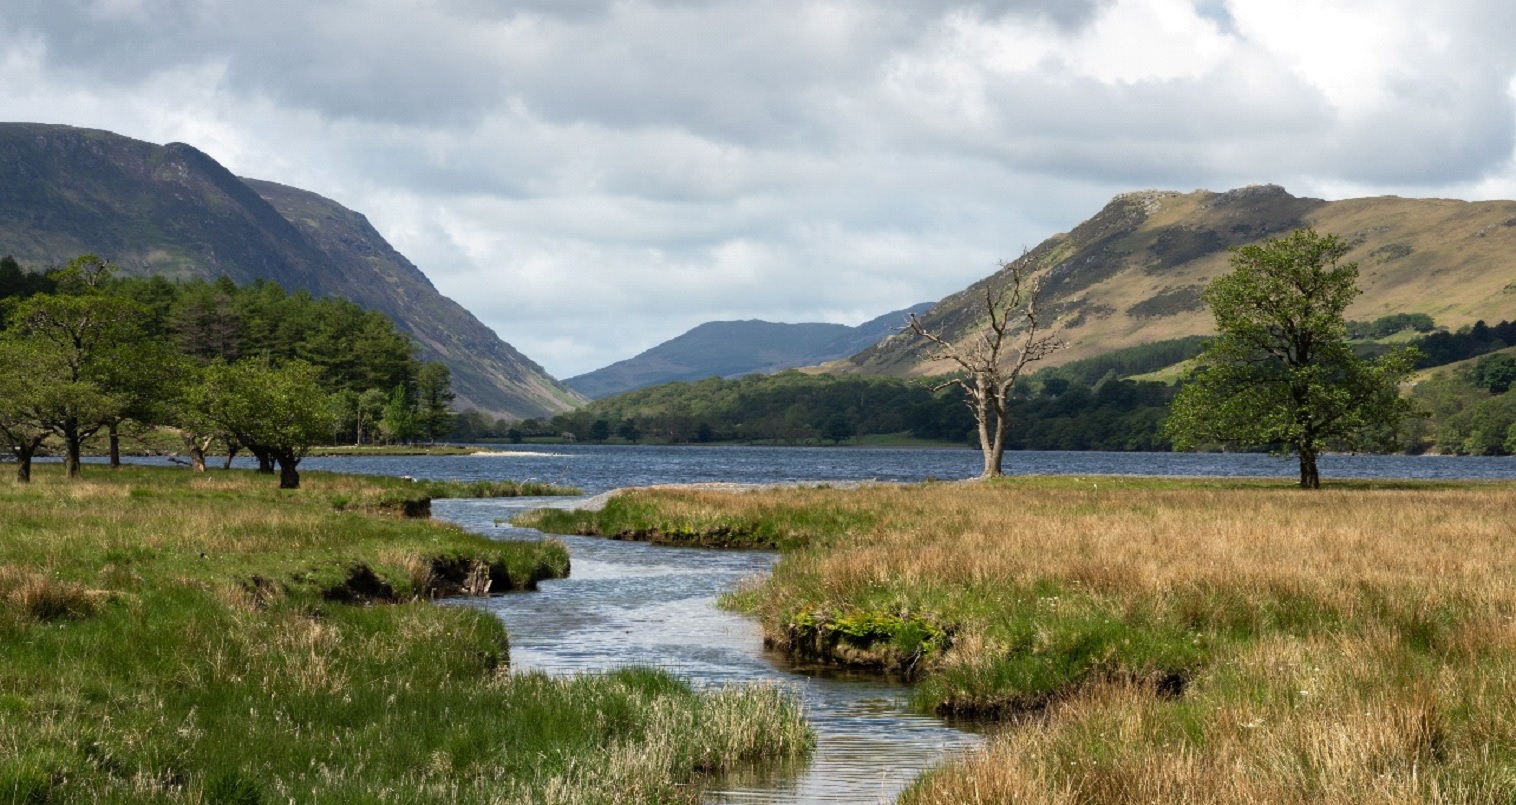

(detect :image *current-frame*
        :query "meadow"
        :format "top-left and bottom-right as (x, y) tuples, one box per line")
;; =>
(526, 476), (1516, 803)
(0, 465), (811, 804)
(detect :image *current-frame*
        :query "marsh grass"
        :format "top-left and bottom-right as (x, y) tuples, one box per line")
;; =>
(531, 475), (1516, 802)
(0, 465), (809, 803)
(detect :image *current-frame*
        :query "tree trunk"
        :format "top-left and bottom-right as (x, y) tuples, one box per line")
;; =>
(108, 423), (121, 469)
(276, 454), (301, 489)
(182, 433), (208, 472)
(251, 447), (274, 474)
(64, 425), (82, 479)
(973, 386), (997, 479)
(15, 444), (34, 483)
(984, 401), (1007, 478)
(1298, 446), (1321, 489)
(223, 441), (240, 470)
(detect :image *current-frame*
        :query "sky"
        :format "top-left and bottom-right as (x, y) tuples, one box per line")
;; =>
(3, 0), (1515, 379)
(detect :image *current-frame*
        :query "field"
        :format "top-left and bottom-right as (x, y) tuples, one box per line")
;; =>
(526, 476), (1516, 802)
(0, 465), (811, 803)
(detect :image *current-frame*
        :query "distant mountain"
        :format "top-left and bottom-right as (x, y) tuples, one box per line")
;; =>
(844, 185), (1516, 377)
(565, 303), (933, 399)
(0, 122), (583, 419)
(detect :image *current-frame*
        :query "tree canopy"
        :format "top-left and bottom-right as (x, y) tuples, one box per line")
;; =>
(1165, 229), (1419, 488)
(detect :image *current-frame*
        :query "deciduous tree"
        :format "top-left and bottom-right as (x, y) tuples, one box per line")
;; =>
(0, 341), (56, 482)
(5, 256), (147, 477)
(200, 359), (330, 488)
(906, 257), (1062, 478)
(1165, 229), (1419, 488)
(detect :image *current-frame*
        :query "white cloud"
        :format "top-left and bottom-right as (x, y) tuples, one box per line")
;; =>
(1, 0), (1515, 376)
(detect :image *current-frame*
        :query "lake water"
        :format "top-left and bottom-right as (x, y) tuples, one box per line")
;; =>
(291, 444), (1516, 493)
(109, 447), (1516, 802)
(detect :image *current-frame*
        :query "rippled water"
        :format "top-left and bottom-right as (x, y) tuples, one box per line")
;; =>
(289, 444), (1516, 492)
(438, 495), (982, 804)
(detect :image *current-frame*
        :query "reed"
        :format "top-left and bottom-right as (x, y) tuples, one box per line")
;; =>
(530, 475), (1516, 802)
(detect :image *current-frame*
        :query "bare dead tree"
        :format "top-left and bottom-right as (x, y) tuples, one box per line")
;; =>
(907, 257), (1063, 478)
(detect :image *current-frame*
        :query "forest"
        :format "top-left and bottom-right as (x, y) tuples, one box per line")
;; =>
(0, 254), (455, 486)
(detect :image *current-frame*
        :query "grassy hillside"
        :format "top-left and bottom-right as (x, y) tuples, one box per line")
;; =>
(0, 122), (583, 419)
(845, 185), (1516, 377)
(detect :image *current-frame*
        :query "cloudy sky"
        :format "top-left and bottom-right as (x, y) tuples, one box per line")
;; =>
(3, 1), (1515, 378)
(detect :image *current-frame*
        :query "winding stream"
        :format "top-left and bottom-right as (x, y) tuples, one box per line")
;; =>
(437, 494), (983, 804)
(117, 446), (1516, 802)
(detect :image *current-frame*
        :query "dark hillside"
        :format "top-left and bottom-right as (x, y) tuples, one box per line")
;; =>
(0, 122), (581, 418)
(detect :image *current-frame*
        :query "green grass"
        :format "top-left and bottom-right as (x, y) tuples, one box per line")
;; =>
(0, 465), (810, 803)
(528, 477), (1516, 802)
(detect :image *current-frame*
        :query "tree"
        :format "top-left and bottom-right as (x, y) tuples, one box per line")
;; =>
(906, 257), (1062, 478)
(616, 419), (642, 444)
(201, 360), (330, 488)
(1165, 229), (1419, 489)
(5, 257), (148, 477)
(1473, 353), (1516, 395)
(0, 341), (56, 482)
(821, 412), (853, 445)
(588, 418), (611, 443)
(414, 362), (456, 444)
(93, 337), (181, 467)
(380, 384), (417, 444)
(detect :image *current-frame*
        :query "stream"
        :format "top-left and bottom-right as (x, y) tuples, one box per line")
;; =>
(437, 494), (983, 804)
(117, 445), (1516, 803)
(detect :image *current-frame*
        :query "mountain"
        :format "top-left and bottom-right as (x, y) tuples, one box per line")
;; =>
(0, 122), (583, 419)
(565, 302), (933, 399)
(844, 185), (1516, 377)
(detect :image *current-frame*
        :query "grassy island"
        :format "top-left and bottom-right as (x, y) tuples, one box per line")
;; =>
(0, 466), (811, 803)
(524, 476), (1516, 802)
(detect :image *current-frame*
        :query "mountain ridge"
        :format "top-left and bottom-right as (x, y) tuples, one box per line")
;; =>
(841, 185), (1516, 378)
(565, 303), (933, 399)
(0, 122), (583, 419)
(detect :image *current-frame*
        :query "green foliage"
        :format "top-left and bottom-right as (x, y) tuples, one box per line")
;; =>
(1473, 353), (1516, 394)
(198, 360), (332, 487)
(414, 362), (456, 443)
(381, 384), (418, 445)
(1413, 362), (1516, 455)
(1412, 319), (1516, 367)
(1165, 229), (1420, 487)
(1, 257), (154, 476)
(1037, 336), (1211, 387)
(1346, 312), (1436, 340)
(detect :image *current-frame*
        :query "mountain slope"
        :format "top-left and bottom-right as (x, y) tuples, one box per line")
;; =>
(845, 185), (1516, 377)
(0, 122), (582, 419)
(243, 179), (582, 418)
(566, 303), (932, 399)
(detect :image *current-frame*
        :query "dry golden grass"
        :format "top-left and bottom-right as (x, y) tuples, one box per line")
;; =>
(572, 477), (1516, 802)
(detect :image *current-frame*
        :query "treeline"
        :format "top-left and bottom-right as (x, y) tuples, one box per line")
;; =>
(1037, 336), (1211, 386)
(523, 369), (1178, 451)
(522, 311), (1516, 455)
(1346, 312), (1436, 340)
(1410, 350), (1516, 456)
(1411, 319), (1516, 368)
(0, 254), (454, 487)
